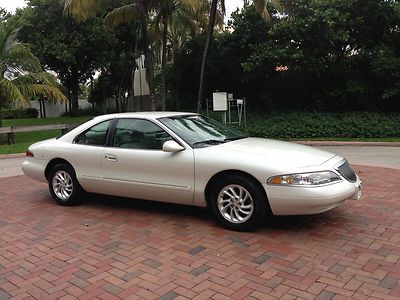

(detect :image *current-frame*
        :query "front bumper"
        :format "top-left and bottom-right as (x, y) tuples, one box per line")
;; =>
(264, 174), (362, 215)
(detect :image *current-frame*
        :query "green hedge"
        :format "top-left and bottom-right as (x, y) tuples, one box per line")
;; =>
(3, 108), (39, 119)
(241, 112), (400, 139)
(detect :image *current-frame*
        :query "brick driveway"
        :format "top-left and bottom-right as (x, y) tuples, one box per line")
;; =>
(0, 166), (399, 300)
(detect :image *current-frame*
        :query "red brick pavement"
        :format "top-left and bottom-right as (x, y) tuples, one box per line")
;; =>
(0, 165), (399, 299)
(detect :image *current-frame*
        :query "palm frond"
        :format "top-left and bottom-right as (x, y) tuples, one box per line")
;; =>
(253, 0), (265, 16)
(176, 13), (198, 35)
(3, 26), (20, 54)
(252, 0), (282, 22)
(11, 71), (60, 86)
(16, 83), (68, 103)
(0, 77), (27, 104)
(63, 0), (105, 22)
(261, 8), (272, 23)
(5, 43), (42, 73)
(271, 0), (283, 12)
(149, 14), (162, 42)
(104, 4), (139, 28)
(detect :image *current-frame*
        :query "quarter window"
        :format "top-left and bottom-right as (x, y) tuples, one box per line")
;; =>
(113, 119), (172, 150)
(74, 120), (111, 146)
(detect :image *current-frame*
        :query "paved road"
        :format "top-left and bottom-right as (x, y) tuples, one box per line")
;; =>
(0, 146), (399, 179)
(316, 146), (400, 170)
(0, 157), (24, 178)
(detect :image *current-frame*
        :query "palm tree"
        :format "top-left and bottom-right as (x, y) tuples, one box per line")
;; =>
(65, 0), (202, 111)
(150, 0), (177, 111)
(65, 0), (159, 110)
(0, 20), (67, 144)
(196, 0), (224, 113)
(151, 0), (206, 110)
(196, 0), (283, 112)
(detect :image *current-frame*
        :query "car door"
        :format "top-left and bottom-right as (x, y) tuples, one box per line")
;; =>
(66, 119), (113, 192)
(100, 118), (195, 205)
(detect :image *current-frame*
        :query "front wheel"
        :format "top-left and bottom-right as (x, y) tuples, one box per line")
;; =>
(209, 175), (268, 231)
(48, 164), (83, 206)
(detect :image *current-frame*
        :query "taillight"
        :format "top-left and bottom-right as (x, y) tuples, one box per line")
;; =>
(26, 150), (34, 158)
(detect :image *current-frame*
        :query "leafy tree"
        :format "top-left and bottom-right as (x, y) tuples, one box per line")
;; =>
(91, 21), (139, 112)
(149, 0), (210, 110)
(64, 0), (204, 111)
(64, 0), (160, 110)
(169, 6), (272, 110)
(19, 0), (114, 115)
(169, 0), (399, 112)
(243, 0), (400, 110)
(0, 18), (67, 144)
(196, 0), (224, 112)
(196, 0), (282, 112)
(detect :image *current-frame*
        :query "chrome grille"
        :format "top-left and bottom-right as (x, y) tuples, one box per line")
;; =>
(338, 161), (357, 183)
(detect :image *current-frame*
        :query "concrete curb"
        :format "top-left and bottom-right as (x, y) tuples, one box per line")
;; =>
(0, 153), (25, 159)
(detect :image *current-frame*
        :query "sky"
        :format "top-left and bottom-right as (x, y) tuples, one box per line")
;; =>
(225, 0), (244, 20)
(1, 0), (244, 19)
(0, 0), (27, 12)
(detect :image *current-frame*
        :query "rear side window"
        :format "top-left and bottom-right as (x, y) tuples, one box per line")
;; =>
(74, 120), (111, 146)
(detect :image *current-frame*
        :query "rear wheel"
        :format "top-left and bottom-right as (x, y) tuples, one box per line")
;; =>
(209, 175), (268, 231)
(48, 164), (83, 206)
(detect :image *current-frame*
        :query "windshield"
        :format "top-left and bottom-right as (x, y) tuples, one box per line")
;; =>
(159, 115), (246, 148)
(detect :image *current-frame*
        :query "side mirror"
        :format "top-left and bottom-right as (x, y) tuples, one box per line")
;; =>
(162, 140), (185, 153)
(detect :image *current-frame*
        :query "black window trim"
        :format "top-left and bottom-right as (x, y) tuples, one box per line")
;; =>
(106, 117), (186, 151)
(73, 118), (115, 147)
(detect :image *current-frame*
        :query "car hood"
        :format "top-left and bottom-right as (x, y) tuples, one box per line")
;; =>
(210, 137), (336, 168)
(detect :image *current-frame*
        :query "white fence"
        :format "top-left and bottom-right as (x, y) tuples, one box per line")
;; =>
(15, 100), (92, 118)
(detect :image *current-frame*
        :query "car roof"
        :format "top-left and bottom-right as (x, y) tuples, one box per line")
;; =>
(92, 111), (197, 121)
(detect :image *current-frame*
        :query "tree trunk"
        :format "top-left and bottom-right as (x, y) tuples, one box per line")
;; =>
(197, 0), (218, 113)
(91, 77), (95, 115)
(161, 12), (168, 111)
(67, 90), (71, 114)
(70, 75), (79, 116)
(39, 99), (43, 118)
(141, 11), (156, 111)
(42, 99), (47, 118)
(115, 93), (120, 113)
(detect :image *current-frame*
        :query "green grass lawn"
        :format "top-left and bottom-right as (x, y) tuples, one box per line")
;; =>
(1, 116), (92, 155)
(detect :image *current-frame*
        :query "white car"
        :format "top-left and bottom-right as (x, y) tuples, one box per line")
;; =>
(22, 112), (362, 231)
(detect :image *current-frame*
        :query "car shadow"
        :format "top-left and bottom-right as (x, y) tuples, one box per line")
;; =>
(81, 193), (336, 231)
(83, 193), (212, 221)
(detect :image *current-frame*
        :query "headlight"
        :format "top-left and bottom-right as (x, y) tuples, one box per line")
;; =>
(268, 171), (341, 186)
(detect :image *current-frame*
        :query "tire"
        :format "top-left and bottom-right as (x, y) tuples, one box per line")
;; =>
(48, 164), (83, 206)
(209, 175), (268, 231)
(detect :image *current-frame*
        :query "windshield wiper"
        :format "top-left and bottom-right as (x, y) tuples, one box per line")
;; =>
(224, 136), (247, 142)
(193, 139), (226, 146)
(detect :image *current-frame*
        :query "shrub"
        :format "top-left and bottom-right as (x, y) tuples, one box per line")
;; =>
(239, 111), (400, 139)
(3, 108), (38, 119)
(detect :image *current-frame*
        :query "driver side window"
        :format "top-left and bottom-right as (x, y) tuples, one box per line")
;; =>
(113, 119), (172, 150)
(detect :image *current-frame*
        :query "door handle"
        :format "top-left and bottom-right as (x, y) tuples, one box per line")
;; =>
(104, 154), (117, 162)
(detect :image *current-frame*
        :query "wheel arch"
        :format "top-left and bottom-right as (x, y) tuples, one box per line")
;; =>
(204, 169), (272, 214)
(45, 158), (75, 180)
